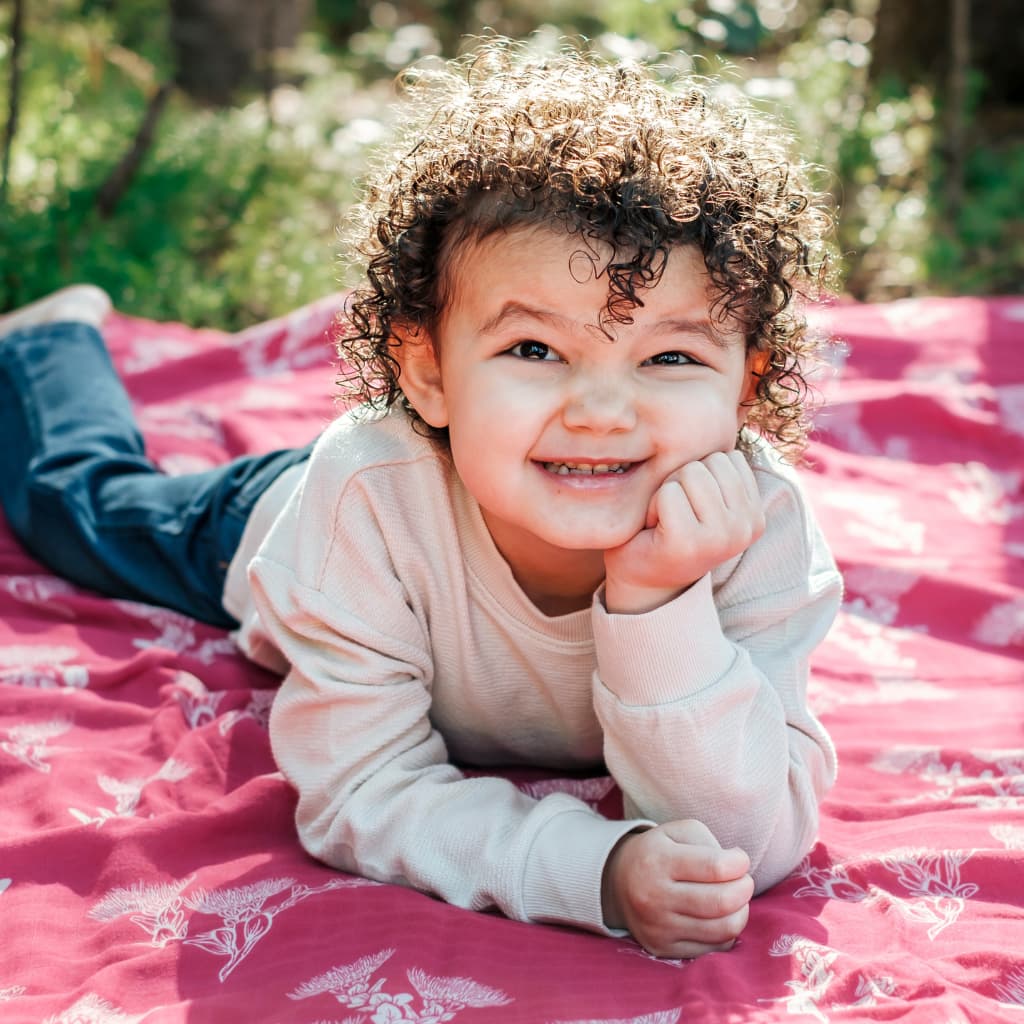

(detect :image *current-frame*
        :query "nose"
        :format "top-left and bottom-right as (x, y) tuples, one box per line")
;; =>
(561, 369), (637, 434)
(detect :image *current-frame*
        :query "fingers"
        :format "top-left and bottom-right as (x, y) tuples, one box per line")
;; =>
(665, 902), (751, 952)
(670, 844), (751, 884)
(634, 892), (752, 960)
(656, 451), (765, 561)
(646, 922), (747, 960)
(605, 451), (765, 610)
(670, 450), (763, 526)
(657, 817), (722, 849)
(660, 938), (740, 959)
(666, 874), (756, 919)
(606, 822), (756, 959)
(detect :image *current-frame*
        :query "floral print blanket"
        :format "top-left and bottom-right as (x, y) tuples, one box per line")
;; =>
(1, 295), (1022, 1023)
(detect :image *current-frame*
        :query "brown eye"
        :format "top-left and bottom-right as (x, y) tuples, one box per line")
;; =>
(509, 340), (556, 360)
(643, 351), (697, 366)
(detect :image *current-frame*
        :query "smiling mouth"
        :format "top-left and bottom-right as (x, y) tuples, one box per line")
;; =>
(540, 461), (633, 476)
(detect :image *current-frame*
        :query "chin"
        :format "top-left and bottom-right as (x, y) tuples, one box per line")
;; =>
(541, 525), (639, 552)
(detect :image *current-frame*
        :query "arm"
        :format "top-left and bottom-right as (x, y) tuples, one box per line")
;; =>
(593, 452), (840, 892)
(591, 451), (839, 956)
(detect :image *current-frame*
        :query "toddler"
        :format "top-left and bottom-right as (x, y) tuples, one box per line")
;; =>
(0, 39), (841, 960)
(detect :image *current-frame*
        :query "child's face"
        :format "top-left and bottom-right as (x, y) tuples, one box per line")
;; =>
(402, 227), (759, 585)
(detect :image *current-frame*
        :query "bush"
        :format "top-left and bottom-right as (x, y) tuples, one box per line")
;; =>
(1, 1), (1018, 327)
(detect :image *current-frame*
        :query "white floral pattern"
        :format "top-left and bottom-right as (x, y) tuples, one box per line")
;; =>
(549, 1012), (682, 1024)
(121, 334), (197, 374)
(517, 776), (616, 810)
(877, 849), (977, 940)
(792, 848), (978, 941)
(88, 872), (369, 981)
(1, 717), (73, 772)
(990, 824), (1024, 850)
(948, 462), (1024, 525)
(115, 604), (236, 664)
(996, 382), (1024, 436)
(872, 747), (1024, 807)
(617, 946), (688, 969)
(42, 992), (145, 1024)
(233, 299), (339, 379)
(290, 950), (513, 1022)
(90, 877), (195, 947)
(135, 402), (225, 446)
(170, 671), (227, 728)
(217, 688), (274, 735)
(68, 758), (192, 826)
(972, 598), (1024, 648)
(821, 491), (925, 554)
(3, 574), (79, 616)
(192, 875), (365, 981)
(0, 644), (89, 688)
(761, 934), (901, 1022)
(995, 966), (1024, 1009)
(761, 934), (839, 1023)
(825, 610), (918, 673)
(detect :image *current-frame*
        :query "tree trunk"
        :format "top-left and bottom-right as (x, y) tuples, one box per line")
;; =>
(1, 0), (25, 206)
(169, 0), (311, 104)
(870, 0), (1023, 108)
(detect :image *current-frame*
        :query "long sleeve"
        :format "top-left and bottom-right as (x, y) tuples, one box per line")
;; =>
(244, 412), (839, 934)
(591, 455), (841, 893)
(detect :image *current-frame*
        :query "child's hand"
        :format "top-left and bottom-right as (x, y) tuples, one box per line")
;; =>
(601, 819), (754, 959)
(604, 450), (765, 614)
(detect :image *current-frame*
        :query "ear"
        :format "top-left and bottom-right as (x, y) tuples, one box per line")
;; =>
(392, 327), (449, 429)
(737, 349), (769, 428)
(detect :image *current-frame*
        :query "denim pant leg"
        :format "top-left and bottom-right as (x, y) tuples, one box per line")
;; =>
(0, 321), (313, 629)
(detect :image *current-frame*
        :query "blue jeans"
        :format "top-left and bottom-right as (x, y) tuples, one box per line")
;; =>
(0, 321), (313, 629)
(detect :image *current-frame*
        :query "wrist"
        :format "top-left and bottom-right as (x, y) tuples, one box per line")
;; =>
(601, 831), (640, 929)
(604, 578), (693, 615)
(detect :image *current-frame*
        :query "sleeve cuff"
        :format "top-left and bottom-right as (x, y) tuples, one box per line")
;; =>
(521, 809), (653, 935)
(592, 574), (736, 706)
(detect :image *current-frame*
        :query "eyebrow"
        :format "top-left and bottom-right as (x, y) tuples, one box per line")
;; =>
(477, 301), (732, 347)
(477, 302), (575, 337)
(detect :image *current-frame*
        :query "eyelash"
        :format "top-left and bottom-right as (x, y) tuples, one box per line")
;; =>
(506, 340), (560, 361)
(504, 342), (702, 367)
(642, 351), (698, 367)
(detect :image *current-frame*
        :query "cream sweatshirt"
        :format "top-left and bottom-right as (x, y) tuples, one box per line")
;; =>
(223, 406), (841, 935)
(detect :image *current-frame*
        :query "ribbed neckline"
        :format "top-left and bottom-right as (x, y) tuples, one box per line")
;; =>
(447, 466), (595, 646)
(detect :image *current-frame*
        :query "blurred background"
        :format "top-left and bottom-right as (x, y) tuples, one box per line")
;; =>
(0, 0), (1020, 328)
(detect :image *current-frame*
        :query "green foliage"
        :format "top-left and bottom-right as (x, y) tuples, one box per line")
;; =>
(926, 141), (1024, 295)
(1, 1), (1019, 328)
(0, 7), (380, 326)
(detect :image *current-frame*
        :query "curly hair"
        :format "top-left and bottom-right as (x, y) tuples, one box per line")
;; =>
(338, 37), (835, 458)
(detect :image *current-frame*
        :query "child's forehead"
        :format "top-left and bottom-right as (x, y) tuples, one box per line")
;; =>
(440, 226), (739, 343)
(445, 222), (697, 287)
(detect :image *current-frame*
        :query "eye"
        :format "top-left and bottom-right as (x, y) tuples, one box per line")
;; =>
(506, 340), (559, 361)
(642, 351), (699, 367)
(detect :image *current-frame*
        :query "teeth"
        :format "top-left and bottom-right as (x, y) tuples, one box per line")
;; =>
(542, 462), (630, 475)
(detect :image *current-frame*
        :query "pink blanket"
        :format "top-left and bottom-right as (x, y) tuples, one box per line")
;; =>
(1, 295), (1022, 1022)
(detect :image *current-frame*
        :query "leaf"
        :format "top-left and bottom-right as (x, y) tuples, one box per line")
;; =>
(184, 926), (237, 957)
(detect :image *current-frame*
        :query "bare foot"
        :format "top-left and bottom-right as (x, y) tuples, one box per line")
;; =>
(0, 285), (112, 340)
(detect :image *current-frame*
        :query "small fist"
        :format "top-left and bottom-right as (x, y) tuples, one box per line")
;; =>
(601, 819), (754, 959)
(605, 450), (766, 613)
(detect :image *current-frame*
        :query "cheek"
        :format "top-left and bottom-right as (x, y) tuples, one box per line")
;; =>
(449, 374), (547, 436)
(661, 390), (744, 446)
